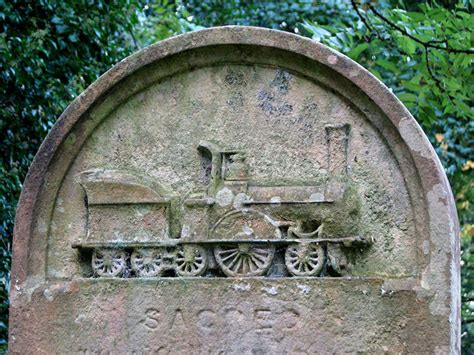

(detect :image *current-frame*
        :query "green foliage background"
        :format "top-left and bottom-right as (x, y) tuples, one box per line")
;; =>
(1, 0), (472, 352)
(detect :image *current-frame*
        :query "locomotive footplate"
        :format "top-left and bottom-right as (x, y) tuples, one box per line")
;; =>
(72, 235), (370, 250)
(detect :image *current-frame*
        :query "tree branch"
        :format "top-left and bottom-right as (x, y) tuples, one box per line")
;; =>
(350, 0), (373, 32)
(350, 1), (411, 57)
(366, 3), (474, 54)
(128, 28), (138, 49)
(425, 48), (442, 86)
(424, 47), (457, 104)
(350, 2), (460, 104)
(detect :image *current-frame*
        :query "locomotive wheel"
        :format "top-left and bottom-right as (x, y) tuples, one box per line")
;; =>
(285, 243), (325, 276)
(214, 243), (275, 277)
(131, 248), (164, 277)
(92, 248), (127, 277)
(175, 245), (208, 277)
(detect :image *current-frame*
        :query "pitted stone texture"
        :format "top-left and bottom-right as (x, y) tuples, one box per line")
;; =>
(10, 279), (449, 354)
(10, 27), (459, 353)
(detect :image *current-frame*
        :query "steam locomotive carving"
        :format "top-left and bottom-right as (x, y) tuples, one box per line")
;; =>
(72, 124), (372, 278)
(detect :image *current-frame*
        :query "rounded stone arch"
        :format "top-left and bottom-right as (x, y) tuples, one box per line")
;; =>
(12, 26), (459, 349)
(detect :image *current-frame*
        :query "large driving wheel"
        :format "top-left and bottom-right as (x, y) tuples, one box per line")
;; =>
(214, 243), (275, 277)
(131, 248), (163, 277)
(175, 245), (208, 277)
(285, 243), (325, 276)
(92, 248), (127, 277)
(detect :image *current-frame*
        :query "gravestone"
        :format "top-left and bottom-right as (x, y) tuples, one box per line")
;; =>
(9, 27), (460, 353)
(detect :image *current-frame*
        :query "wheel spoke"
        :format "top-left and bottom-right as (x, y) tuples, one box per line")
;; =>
(243, 257), (251, 274)
(219, 248), (239, 255)
(233, 257), (243, 273)
(221, 251), (239, 262)
(226, 254), (240, 269)
(249, 256), (262, 272)
(251, 253), (268, 263)
(253, 247), (271, 256)
(249, 254), (264, 268)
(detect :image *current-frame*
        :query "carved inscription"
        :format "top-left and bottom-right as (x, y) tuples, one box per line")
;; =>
(138, 306), (301, 332)
(77, 304), (304, 354)
(141, 308), (161, 330)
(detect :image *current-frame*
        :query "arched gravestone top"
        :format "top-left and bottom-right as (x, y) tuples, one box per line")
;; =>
(10, 26), (460, 353)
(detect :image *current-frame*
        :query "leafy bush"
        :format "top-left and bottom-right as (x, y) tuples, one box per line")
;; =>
(299, 3), (473, 351)
(300, 1), (473, 223)
(0, 0), (141, 350)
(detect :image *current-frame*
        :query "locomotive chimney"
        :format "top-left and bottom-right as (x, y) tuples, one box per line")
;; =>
(325, 124), (350, 200)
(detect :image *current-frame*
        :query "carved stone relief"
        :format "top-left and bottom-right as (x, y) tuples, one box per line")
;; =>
(73, 124), (372, 278)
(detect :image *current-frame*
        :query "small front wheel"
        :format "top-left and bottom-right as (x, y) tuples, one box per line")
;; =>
(285, 243), (324, 276)
(175, 245), (208, 277)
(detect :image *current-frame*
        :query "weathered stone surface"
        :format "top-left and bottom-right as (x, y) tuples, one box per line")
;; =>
(10, 26), (460, 353)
